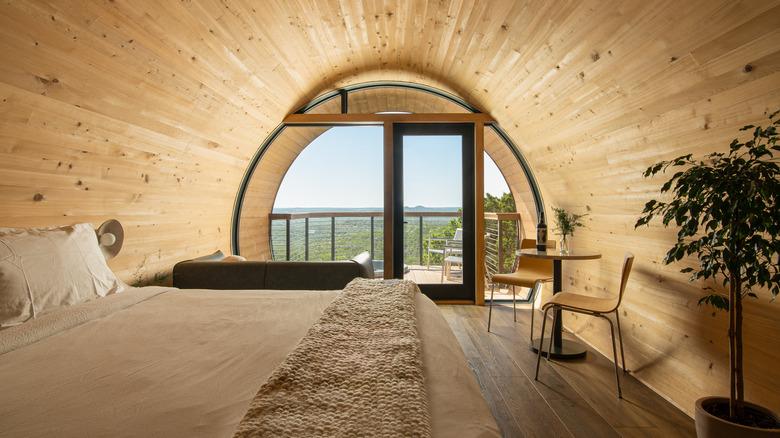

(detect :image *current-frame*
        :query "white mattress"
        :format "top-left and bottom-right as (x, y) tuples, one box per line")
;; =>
(0, 287), (500, 437)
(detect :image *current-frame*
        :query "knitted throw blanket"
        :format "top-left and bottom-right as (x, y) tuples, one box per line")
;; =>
(233, 278), (431, 438)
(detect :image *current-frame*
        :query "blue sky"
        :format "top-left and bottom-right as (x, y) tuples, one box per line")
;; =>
(274, 126), (510, 209)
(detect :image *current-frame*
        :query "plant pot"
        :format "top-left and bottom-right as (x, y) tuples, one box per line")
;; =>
(695, 396), (780, 437)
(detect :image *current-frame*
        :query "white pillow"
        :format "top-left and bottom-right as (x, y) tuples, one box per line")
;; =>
(220, 255), (247, 262)
(0, 223), (126, 328)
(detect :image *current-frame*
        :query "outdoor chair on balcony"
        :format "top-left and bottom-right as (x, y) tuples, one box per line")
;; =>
(427, 228), (462, 270)
(440, 241), (463, 282)
(487, 239), (555, 337)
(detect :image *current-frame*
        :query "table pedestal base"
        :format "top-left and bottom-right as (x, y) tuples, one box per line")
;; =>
(531, 338), (587, 360)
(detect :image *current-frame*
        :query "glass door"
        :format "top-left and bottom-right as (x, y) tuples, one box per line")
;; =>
(392, 123), (475, 301)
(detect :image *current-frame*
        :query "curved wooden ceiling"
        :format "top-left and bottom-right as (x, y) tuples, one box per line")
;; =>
(1, 0), (779, 418)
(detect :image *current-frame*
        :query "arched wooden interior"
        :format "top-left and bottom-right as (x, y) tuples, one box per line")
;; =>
(0, 0), (778, 417)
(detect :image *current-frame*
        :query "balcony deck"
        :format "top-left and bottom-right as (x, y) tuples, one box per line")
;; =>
(404, 264), (520, 301)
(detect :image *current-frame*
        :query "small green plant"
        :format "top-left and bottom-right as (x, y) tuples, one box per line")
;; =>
(132, 270), (171, 287)
(635, 110), (780, 427)
(130, 256), (172, 287)
(551, 206), (587, 237)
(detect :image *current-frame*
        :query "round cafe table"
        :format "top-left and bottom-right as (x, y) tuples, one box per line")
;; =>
(517, 248), (602, 359)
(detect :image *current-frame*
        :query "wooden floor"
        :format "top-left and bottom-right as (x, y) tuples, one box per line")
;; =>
(438, 303), (696, 438)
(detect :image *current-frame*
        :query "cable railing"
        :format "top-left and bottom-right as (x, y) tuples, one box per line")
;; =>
(270, 212), (387, 262)
(270, 211), (522, 281)
(485, 219), (501, 277)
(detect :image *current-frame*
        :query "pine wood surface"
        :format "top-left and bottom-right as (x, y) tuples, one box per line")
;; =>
(1, 0), (779, 418)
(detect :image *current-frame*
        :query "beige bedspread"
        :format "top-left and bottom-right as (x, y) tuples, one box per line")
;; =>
(0, 286), (500, 437)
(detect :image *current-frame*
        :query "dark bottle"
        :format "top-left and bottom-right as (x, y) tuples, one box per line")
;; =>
(536, 211), (547, 251)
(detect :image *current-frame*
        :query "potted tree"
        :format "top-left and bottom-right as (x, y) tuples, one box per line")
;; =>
(636, 111), (780, 436)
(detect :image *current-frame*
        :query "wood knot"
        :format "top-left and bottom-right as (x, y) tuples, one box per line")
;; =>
(35, 75), (56, 85)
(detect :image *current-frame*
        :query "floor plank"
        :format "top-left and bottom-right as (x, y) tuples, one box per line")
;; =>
(438, 303), (696, 438)
(440, 306), (526, 438)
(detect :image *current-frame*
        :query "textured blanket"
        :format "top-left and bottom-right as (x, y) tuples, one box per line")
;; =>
(233, 278), (431, 438)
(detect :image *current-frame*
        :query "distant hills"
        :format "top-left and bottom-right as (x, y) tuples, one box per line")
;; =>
(404, 205), (460, 212)
(273, 206), (460, 213)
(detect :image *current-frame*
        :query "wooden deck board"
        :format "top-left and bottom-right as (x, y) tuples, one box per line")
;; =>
(405, 264), (525, 301)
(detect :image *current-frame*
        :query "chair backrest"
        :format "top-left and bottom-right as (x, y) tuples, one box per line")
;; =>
(453, 228), (463, 241)
(515, 239), (556, 275)
(519, 238), (555, 250)
(614, 252), (635, 309)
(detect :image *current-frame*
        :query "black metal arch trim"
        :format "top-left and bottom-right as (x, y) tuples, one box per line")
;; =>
(293, 81), (483, 115)
(231, 81), (544, 254)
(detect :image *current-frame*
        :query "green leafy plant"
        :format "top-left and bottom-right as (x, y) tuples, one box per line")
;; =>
(131, 256), (172, 287)
(635, 110), (780, 426)
(551, 206), (587, 237)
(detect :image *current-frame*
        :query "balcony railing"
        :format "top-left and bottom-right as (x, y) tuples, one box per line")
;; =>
(269, 211), (521, 282)
(484, 212), (522, 277)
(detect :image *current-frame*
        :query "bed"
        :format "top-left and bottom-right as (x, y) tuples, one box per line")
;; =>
(0, 224), (500, 437)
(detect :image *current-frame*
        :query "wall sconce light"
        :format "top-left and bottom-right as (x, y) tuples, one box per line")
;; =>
(96, 219), (124, 260)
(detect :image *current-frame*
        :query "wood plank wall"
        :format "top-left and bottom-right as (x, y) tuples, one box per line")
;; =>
(0, 0), (778, 418)
(238, 124), (329, 261)
(484, 127), (536, 238)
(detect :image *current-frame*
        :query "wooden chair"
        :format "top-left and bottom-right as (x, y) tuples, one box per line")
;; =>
(487, 239), (555, 337)
(534, 252), (634, 398)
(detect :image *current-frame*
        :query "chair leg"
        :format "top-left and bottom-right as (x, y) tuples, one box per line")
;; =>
(546, 308), (557, 362)
(534, 306), (552, 380)
(512, 285), (516, 322)
(529, 287), (534, 342)
(487, 282), (495, 332)
(615, 311), (627, 373)
(604, 316), (623, 398)
(529, 282), (540, 343)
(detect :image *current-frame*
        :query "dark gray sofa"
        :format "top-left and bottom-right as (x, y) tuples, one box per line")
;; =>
(172, 250), (374, 290)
